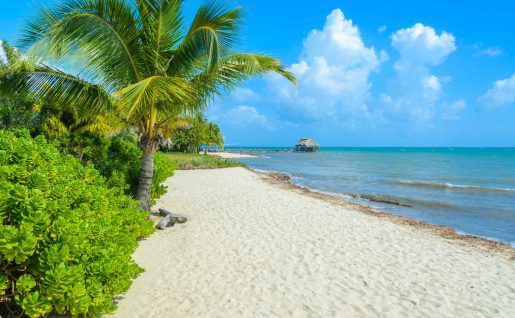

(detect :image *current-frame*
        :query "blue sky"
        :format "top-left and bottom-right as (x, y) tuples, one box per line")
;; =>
(1, 0), (514, 146)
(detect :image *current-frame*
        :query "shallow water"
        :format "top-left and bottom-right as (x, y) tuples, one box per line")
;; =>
(229, 147), (515, 245)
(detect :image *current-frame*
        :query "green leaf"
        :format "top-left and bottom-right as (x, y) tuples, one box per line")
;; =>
(17, 274), (37, 293)
(21, 291), (53, 318)
(0, 273), (8, 296)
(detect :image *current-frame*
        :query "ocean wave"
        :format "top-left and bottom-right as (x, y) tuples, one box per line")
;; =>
(383, 180), (515, 193)
(348, 193), (468, 211)
(348, 194), (412, 207)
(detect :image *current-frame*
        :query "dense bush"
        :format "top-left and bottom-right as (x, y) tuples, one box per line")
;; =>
(168, 115), (223, 153)
(151, 152), (176, 205)
(0, 130), (154, 317)
(169, 127), (197, 153)
(56, 133), (175, 203)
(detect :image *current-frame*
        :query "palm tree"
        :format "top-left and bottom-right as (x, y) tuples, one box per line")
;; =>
(9, 0), (295, 211)
(203, 121), (223, 154)
(1, 41), (123, 137)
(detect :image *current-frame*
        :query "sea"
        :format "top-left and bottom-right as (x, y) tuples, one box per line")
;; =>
(226, 147), (515, 246)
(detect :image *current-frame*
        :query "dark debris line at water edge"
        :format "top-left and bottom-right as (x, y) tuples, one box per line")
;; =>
(232, 148), (515, 245)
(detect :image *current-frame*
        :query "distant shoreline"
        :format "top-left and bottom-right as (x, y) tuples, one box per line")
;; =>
(205, 151), (261, 159)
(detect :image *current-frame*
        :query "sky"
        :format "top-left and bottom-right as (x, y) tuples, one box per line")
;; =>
(1, 0), (515, 146)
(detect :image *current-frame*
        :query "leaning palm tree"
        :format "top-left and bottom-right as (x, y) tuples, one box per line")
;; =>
(12, 0), (295, 211)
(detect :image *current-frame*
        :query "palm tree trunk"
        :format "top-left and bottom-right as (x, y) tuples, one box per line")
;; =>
(136, 148), (154, 211)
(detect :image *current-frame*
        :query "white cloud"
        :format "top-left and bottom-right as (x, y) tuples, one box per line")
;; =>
(383, 23), (458, 121)
(441, 99), (466, 120)
(224, 105), (273, 129)
(472, 43), (503, 57)
(391, 23), (456, 65)
(267, 9), (387, 122)
(479, 47), (502, 57)
(479, 73), (515, 108)
(229, 87), (261, 102)
(377, 25), (387, 33)
(0, 41), (7, 64)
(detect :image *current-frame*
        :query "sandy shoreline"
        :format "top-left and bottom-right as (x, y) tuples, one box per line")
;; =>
(206, 151), (260, 159)
(111, 167), (515, 317)
(262, 172), (515, 257)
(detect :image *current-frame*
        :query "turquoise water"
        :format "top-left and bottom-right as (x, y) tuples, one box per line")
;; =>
(228, 147), (515, 245)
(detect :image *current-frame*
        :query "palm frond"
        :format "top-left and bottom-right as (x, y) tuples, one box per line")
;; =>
(167, 0), (243, 75)
(138, 0), (185, 74)
(74, 115), (118, 136)
(187, 53), (296, 108)
(222, 53), (296, 84)
(20, 0), (144, 87)
(114, 76), (193, 119)
(156, 116), (189, 139)
(42, 116), (69, 138)
(0, 61), (113, 116)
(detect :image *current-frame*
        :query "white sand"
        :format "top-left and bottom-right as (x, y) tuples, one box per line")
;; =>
(206, 151), (259, 159)
(112, 168), (515, 317)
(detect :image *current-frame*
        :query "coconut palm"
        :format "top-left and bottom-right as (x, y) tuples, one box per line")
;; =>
(202, 121), (223, 154)
(9, 0), (295, 211)
(1, 41), (123, 137)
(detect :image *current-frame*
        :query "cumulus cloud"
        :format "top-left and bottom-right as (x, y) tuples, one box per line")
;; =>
(229, 87), (261, 102)
(383, 23), (459, 121)
(479, 47), (502, 57)
(267, 9), (387, 122)
(472, 43), (503, 57)
(391, 23), (456, 65)
(223, 105), (273, 130)
(479, 73), (515, 108)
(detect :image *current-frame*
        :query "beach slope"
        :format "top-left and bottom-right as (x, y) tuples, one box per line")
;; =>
(111, 168), (515, 317)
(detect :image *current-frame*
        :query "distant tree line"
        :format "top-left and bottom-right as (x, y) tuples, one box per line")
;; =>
(166, 115), (224, 153)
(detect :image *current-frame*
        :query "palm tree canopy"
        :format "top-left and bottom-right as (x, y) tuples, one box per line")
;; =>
(16, 0), (296, 131)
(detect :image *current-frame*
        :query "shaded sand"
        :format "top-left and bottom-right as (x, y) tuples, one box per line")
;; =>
(111, 168), (515, 317)
(206, 151), (259, 159)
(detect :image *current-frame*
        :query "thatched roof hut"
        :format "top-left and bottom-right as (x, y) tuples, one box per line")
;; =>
(295, 138), (320, 152)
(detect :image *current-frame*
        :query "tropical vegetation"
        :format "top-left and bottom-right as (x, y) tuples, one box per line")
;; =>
(168, 115), (224, 153)
(5, 0), (295, 211)
(0, 130), (154, 317)
(56, 132), (175, 204)
(0, 0), (295, 316)
(165, 151), (247, 170)
(0, 41), (122, 138)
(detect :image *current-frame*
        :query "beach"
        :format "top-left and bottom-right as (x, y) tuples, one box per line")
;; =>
(111, 167), (515, 317)
(206, 151), (260, 159)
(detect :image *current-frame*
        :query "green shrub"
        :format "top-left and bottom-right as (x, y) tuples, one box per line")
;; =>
(164, 152), (248, 170)
(189, 155), (247, 169)
(0, 130), (154, 317)
(56, 133), (175, 202)
(151, 152), (176, 205)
